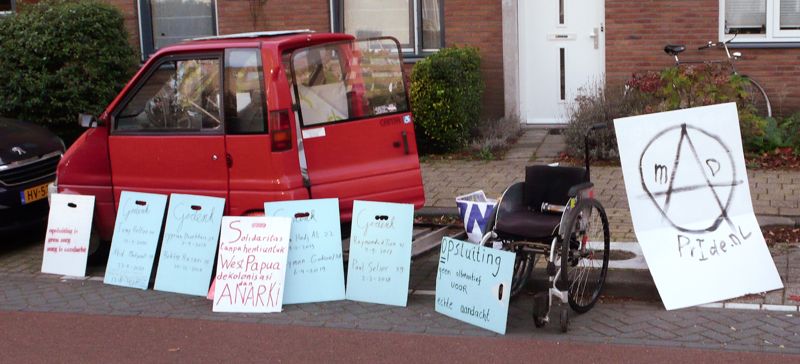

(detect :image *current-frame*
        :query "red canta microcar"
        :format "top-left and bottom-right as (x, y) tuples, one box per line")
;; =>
(55, 30), (425, 242)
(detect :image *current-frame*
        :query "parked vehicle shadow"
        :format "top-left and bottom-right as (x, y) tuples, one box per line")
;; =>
(0, 222), (46, 256)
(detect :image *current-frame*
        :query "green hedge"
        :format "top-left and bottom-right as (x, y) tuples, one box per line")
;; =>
(0, 0), (137, 141)
(410, 46), (484, 153)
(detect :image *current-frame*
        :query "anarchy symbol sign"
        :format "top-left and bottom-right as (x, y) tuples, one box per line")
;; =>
(639, 123), (742, 233)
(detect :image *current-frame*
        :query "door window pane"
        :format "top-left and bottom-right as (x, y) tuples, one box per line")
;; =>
(117, 58), (222, 132)
(225, 49), (265, 134)
(344, 0), (412, 48)
(725, 0), (766, 34)
(151, 0), (216, 49)
(780, 0), (800, 30)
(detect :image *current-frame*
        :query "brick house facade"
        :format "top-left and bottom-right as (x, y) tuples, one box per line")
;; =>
(605, 0), (800, 116)
(100, 0), (505, 119)
(22, 1), (800, 120)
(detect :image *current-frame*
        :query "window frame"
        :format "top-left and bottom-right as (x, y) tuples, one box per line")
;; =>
(331, 0), (444, 59)
(111, 52), (226, 136)
(720, 0), (800, 45)
(0, 0), (15, 16)
(137, 0), (220, 60)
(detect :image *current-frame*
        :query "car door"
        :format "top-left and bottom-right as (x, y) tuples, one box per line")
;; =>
(289, 38), (425, 219)
(108, 54), (229, 205)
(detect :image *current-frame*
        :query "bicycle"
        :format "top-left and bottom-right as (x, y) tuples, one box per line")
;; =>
(663, 34), (772, 117)
(480, 124), (610, 332)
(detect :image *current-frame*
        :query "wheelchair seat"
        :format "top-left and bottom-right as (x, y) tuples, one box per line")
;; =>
(494, 165), (588, 240)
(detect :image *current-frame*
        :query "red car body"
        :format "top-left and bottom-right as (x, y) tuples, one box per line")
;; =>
(56, 31), (425, 241)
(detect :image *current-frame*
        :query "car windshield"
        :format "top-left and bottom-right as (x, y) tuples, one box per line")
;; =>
(291, 37), (409, 126)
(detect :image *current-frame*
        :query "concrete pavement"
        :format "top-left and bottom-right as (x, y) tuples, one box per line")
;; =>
(419, 127), (800, 309)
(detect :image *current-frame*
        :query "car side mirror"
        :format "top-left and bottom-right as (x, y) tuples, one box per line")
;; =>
(78, 113), (97, 128)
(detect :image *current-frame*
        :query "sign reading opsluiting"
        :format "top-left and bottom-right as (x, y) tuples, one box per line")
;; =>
(104, 191), (167, 290)
(345, 200), (414, 307)
(213, 216), (291, 313)
(41, 193), (95, 277)
(435, 237), (514, 334)
(154, 194), (225, 296)
(614, 103), (783, 310)
(265, 198), (345, 305)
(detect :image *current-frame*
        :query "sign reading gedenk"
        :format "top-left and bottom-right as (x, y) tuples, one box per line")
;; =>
(265, 198), (345, 305)
(614, 103), (783, 310)
(104, 191), (167, 290)
(41, 193), (95, 277)
(346, 200), (414, 306)
(213, 216), (291, 313)
(154, 194), (225, 296)
(435, 237), (514, 334)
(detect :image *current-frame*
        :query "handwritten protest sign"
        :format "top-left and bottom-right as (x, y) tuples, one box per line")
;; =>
(435, 237), (514, 334)
(346, 200), (413, 306)
(154, 194), (225, 296)
(41, 193), (95, 277)
(104, 191), (167, 290)
(614, 103), (783, 309)
(213, 216), (291, 313)
(265, 199), (345, 304)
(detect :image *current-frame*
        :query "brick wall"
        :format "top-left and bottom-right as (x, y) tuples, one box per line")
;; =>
(103, 1), (140, 57)
(606, 0), (800, 115)
(217, 0), (330, 34)
(444, 0), (504, 119)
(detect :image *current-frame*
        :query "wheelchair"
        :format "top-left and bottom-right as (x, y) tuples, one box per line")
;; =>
(480, 127), (610, 332)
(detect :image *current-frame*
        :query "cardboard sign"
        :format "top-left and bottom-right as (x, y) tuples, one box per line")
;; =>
(614, 103), (783, 310)
(435, 237), (514, 334)
(104, 191), (167, 290)
(213, 216), (291, 313)
(265, 199), (345, 304)
(345, 200), (413, 306)
(41, 193), (95, 277)
(154, 194), (225, 296)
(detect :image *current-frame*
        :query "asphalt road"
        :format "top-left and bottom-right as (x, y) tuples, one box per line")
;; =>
(1, 310), (798, 363)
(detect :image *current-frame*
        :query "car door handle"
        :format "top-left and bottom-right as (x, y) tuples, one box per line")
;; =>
(401, 131), (410, 155)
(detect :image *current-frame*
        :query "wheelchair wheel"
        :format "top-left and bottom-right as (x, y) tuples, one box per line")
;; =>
(483, 239), (533, 297)
(562, 198), (610, 313)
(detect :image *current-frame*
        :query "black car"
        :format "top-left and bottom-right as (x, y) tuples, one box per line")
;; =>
(0, 117), (64, 232)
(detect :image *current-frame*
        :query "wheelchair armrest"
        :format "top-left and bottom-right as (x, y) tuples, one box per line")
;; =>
(567, 182), (594, 197)
(495, 182), (526, 221)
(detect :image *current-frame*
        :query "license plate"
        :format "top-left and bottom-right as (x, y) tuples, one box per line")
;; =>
(20, 183), (50, 205)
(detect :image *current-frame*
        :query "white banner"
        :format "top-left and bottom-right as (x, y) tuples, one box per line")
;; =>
(614, 103), (783, 310)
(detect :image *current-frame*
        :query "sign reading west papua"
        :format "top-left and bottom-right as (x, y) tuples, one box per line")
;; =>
(614, 103), (783, 310)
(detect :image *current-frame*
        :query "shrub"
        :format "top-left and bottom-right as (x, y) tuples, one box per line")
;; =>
(0, 0), (137, 143)
(469, 115), (523, 160)
(563, 82), (654, 160)
(410, 46), (484, 153)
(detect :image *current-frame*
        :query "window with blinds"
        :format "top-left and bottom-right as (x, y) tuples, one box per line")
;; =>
(725, 0), (766, 34)
(721, 0), (800, 40)
(780, 0), (800, 29)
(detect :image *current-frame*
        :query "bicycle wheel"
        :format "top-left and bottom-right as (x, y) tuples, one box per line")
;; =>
(562, 198), (610, 313)
(740, 77), (772, 118)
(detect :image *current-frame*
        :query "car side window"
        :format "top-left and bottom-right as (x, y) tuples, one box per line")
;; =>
(224, 49), (266, 134)
(116, 57), (223, 132)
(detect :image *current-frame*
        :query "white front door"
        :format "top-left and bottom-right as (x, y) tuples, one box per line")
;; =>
(519, 0), (605, 124)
